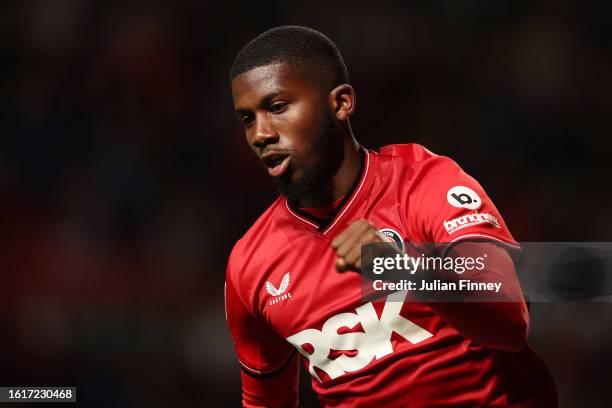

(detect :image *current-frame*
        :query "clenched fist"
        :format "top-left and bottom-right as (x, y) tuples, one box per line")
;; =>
(331, 219), (391, 272)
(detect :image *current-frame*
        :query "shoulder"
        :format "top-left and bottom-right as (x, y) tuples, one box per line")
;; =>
(379, 143), (439, 162)
(379, 144), (483, 205)
(379, 143), (462, 175)
(376, 143), (467, 192)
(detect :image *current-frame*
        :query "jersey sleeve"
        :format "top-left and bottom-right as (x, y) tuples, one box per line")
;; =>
(224, 258), (296, 377)
(225, 247), (299, 407)
(407, 156), (521, 254)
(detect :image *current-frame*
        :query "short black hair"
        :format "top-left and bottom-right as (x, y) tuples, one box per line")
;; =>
(229, 26), (349, 90)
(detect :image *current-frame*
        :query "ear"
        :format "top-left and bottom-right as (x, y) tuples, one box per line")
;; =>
(329, 84), (356, 121)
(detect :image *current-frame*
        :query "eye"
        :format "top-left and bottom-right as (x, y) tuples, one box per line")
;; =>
(241, 113), (255, 127)
(269, 101), (288, 114)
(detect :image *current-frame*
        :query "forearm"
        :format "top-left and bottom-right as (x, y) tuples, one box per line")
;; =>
(332, 220), (529, 352)
(427, 242), (529, 351)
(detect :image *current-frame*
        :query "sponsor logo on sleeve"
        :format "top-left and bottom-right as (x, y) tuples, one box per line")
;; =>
(447, 186), (481, 210)
(443, 212), (501, 234)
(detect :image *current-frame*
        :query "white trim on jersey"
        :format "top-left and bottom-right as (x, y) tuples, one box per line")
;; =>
(285, 201), (319, 228)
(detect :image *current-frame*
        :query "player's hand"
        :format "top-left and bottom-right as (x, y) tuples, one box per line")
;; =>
(331, 219), (388, 272)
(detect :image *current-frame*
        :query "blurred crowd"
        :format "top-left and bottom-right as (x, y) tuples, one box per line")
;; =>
(2, 0), (611, 406)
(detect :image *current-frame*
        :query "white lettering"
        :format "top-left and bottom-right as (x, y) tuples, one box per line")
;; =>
(286, 291), (433, 382)
(443, 212), (501, 234)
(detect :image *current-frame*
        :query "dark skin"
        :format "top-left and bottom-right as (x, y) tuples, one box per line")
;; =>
(232, 63), (360, 207)
(232, 62), (387, 271)
(232, 62), (529, 352)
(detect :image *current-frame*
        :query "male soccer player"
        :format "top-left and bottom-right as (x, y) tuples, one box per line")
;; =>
(225, 26), (557, 407)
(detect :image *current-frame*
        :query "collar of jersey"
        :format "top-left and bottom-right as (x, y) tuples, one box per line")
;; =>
(284, 148), (374, 235)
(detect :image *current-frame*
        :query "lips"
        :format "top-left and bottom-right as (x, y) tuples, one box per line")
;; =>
(261, 153), (291, 177)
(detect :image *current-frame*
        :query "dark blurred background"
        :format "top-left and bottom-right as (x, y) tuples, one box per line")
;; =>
(2, 0), (611, 406)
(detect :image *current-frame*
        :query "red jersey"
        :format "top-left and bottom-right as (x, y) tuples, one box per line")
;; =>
(225, 144), (557, 407)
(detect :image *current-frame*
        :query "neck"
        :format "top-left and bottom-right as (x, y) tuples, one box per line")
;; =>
(296, 135), (362, 208)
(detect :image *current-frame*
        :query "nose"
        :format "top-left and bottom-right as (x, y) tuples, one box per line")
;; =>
(251, 112), (279, 148)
